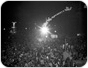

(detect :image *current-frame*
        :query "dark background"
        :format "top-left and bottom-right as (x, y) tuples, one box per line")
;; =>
(1, 1), (87, 37)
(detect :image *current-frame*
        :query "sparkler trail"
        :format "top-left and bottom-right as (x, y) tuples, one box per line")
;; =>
(37, 7), (72, 42)
(44, 7), (72, 27)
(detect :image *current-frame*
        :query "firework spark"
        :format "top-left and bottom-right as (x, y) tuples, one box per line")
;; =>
(37, 7), (72, 42)
(40, 26), (50, 35)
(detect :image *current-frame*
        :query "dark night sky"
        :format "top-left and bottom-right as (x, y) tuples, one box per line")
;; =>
(1, 1), (87, 38)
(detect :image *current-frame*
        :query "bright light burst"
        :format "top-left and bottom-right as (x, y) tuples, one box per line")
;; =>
(36, 6), (72, 42)
(40, 26), (49, 35)
(37, 23), (51, 42)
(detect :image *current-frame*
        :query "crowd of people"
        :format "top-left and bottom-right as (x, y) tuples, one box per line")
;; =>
(1, 34), (87, 67)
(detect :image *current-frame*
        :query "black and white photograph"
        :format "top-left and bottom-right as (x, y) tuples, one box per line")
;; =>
(1, 1), (87, 67)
